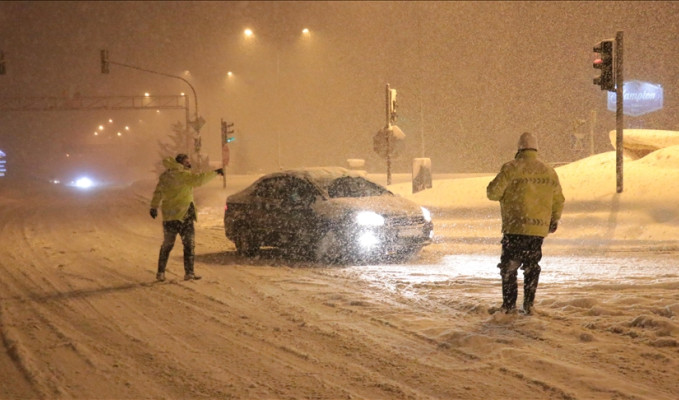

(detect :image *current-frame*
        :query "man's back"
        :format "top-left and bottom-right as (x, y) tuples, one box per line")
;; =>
(487, 150), (564, 237)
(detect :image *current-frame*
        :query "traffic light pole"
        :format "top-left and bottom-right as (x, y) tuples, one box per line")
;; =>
(615, 31), (624, 193)
(101, 50), (203, 168)
(385, 84), (392, 185)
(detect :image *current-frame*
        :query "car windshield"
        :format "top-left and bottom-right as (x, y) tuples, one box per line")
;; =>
(326, 176), (390, 198)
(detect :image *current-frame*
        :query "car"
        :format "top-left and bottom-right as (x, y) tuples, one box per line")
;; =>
(224, 167), (433, 263)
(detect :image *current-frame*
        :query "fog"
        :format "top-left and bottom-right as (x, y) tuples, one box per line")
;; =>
(1, 1), (678, 181)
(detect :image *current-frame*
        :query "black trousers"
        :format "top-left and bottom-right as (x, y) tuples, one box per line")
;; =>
(498, 234), (543, 310)
(157, 217), (195, 275)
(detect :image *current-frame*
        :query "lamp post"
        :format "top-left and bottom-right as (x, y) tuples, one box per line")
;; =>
(101, 53), (204, 167)
(242, 27), (311, 170)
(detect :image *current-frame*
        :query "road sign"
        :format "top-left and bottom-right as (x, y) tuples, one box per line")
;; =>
(607, 80), (663, 117)
(190, 116), (205, 132)
(373, 125), (405, 159)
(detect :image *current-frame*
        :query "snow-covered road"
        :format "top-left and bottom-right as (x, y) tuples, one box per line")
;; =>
(1, 177), (678, 400)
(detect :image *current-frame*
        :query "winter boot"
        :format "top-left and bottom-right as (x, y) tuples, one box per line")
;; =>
(499, 260), (520, 313)
(522, 264), (541, 315)
(184, 273), (202, 281)
(156, 272), (166, 282)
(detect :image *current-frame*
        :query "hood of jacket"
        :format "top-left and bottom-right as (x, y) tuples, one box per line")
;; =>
(163, 156), (184, 171)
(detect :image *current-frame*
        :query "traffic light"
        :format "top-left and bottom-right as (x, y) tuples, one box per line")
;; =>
(593, 40), (614, 91)
(100, 49), (109, 74)
(221, 120), (235, 144)
(389, 88), (397, 123)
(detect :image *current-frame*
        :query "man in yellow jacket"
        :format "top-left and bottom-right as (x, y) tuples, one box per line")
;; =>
(487, 132), (565, 315)
(150, 154), (223, 282)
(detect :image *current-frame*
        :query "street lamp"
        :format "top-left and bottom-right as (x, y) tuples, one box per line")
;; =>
(242, 27), (312, 170)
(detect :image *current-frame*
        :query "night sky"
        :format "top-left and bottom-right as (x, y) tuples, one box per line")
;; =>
(1, 1), (677, 179)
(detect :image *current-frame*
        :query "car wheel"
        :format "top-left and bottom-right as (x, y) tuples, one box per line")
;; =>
(314, 229), (343, 263)
(235, 233), (259, 257)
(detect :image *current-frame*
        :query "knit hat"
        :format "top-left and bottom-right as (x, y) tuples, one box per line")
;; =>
(517, 132), (538, 151)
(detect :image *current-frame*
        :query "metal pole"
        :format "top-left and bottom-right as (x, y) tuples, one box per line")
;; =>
(615, 31), (624, 193)
(277, 51), (281, 170)
(589, 109), (596, 156)
(185, 95), (191, 154)
(385, 84), (392, 185)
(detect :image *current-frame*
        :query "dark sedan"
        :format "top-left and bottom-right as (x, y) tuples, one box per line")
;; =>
(224, 167), (433, 263)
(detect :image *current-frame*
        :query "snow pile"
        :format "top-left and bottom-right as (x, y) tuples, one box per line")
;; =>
(389, 147), (679, 247)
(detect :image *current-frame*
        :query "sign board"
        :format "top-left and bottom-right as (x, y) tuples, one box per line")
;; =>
(412, 158), (432, 193)
(222, 144), (230, 167)
(373, 125), (406, 159)
(190, 116), (206, 132)
(0, 149), (6, 177)
(607, 80), (663, 117)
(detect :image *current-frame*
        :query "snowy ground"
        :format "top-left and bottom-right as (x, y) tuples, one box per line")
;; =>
(1, 147), (678, 399)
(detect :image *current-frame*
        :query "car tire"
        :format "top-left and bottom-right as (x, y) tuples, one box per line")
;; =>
(235, 233), (259, 257)
(314, 229), (343, 264)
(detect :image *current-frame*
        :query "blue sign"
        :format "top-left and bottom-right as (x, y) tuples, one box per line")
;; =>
(608, 80), (663, 117)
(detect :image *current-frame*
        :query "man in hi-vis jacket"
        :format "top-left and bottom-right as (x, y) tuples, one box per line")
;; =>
(487, 132), (565, 315)
(150, 154), (223, 282)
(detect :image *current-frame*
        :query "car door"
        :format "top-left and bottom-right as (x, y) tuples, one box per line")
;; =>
(271, 176), (321, 246)
(249, 177), (287, 243)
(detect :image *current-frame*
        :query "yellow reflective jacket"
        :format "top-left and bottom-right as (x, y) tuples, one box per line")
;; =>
(150, 157), (218, 222)
(487, 150), (565, 237)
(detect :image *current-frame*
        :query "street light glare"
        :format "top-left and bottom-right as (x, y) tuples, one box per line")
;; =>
(244, 28), (253, 37)
(98, 125), (104, 130)
(144, 92), (150, 97)
(227, 71), (233, 77)
(302, 28), (310, 35)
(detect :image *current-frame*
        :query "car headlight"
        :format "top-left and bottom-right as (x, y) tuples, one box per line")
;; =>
(68, 176), (96, 189)
(356, 211), (385, 226)
(421, 206), (432, 222)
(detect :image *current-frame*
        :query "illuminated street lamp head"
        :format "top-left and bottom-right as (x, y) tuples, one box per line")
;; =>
(98, 125), (104, 130)
(244, 28), (253, 38)
(302, 28), (310, 36)
(227, 71), (233, 77)
(144, 92), (150, 97)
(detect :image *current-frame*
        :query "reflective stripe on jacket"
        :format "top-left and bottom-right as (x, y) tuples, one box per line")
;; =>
(150, 157), (218, 222)
(487, 150), (565, 237)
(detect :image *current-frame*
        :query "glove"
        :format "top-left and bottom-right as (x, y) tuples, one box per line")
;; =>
(214, 168), (224, 176)
(548, 220), (558, 233)
(150, 208), (158, 219)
